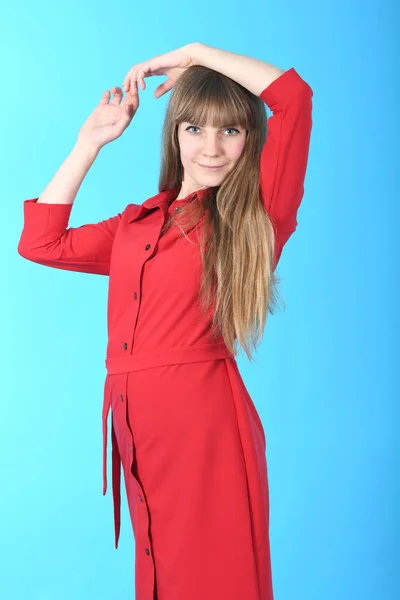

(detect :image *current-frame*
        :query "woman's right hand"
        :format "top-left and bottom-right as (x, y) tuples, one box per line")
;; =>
(77, 81), (139, 151)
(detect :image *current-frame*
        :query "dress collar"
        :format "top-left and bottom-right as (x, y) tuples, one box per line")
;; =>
(126, 185), (213, 223)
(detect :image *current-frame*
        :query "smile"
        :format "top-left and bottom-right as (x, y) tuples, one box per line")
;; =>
(198, 163), (227, 171)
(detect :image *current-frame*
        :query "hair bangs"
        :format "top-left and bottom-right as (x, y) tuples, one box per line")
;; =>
(175, 77), (252, 131)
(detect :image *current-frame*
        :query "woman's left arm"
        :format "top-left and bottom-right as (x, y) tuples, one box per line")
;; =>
(190, 42), (286, 94)
(191, 43), (313, 269)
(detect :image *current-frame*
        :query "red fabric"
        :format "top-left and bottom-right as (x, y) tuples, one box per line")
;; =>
(18, 67), (313, 600)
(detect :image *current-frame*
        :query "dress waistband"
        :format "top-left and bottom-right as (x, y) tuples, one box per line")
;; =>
(102, 342), (235, 549)
(105, 342), (234, 375)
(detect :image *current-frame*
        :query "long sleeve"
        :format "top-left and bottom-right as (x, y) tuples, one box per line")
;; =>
(17, 199), (123, 276)
(259, 67), (313, 269)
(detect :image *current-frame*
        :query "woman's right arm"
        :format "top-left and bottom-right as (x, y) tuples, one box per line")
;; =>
(37, 140), (100, 206)
(17, 141), (122, 276)
(17, 83), (139, 276)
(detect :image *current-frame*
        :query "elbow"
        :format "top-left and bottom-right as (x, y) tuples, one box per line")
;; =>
(17, 238), (29, 259)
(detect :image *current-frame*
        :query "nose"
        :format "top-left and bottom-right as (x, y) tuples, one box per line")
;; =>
(201, 134), (222, 157)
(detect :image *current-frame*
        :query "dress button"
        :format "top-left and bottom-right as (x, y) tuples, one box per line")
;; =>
(145, 244), (151, 250)
(174, 206), (182, 213)
(145, 548), (150, 555)
(123, 342), (128, 350)
(139, 495), (143, 502)
(133, 292), (137, 300)
(120, 394), (123, 402)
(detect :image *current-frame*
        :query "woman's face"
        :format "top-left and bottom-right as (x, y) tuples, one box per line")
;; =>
(176, 121), (247, 197)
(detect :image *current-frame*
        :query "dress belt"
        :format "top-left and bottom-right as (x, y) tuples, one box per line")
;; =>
(102, 342), (235, 549)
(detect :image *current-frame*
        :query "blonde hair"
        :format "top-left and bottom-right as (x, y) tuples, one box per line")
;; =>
(158, 65), (284, 362)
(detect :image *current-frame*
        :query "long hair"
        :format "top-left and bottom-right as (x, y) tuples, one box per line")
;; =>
(158, 65), (284, 362)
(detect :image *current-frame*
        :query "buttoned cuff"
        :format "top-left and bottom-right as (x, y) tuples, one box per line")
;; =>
(22, 198), (74, 235)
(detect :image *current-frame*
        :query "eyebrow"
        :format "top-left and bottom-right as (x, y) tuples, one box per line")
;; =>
(184, 122), (241, 129)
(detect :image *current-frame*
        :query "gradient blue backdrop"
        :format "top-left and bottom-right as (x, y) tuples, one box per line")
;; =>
(1, 0), (398, 598)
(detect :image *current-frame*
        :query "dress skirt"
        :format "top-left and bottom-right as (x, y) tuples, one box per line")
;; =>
(102, 344), (274, 600)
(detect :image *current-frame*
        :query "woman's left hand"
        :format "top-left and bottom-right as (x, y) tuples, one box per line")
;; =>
(122, 44), (199, 99)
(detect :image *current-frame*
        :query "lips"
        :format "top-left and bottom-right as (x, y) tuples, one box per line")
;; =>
(198, 163), (226, 170)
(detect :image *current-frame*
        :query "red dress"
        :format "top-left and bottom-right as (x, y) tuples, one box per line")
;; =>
(18, 67), (313, 600)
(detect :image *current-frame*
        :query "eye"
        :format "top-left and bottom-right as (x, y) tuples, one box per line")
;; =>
(185, 125), (240, 135)
(185, 126), (199, 133)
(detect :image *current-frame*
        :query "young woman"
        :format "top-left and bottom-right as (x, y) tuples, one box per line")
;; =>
(18, 42), (313, 600)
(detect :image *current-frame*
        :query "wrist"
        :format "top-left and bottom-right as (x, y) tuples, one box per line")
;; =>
(188, 42), (206, 66)
(74, 138), (101, 160)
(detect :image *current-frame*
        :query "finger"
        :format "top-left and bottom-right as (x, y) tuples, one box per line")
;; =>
(140, 63), (158, 88)
(135, 66), (144, 89)
(122, 66), (135, 92)
(128, 69), (135, 93)
(138, 68), (145, 90)
(110, 86), (124, 105)
(100, 89), (110, 105)
(134, 64), (152, 91)
(130, 67), (140, 95)
(130, 65), (143, 91)
(124, 80), (139, 106)
(124, 57), (163, 92)
(154, 79), (174, 98)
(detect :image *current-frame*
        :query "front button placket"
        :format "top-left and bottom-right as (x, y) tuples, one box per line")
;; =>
(124, 386), (156, 597)
(103, 377), (156, 598)
(115, 206), (165, 360)
(103, 205), (166, 600)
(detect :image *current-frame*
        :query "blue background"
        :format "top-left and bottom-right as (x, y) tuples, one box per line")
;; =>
(1, 0), (398, 598)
